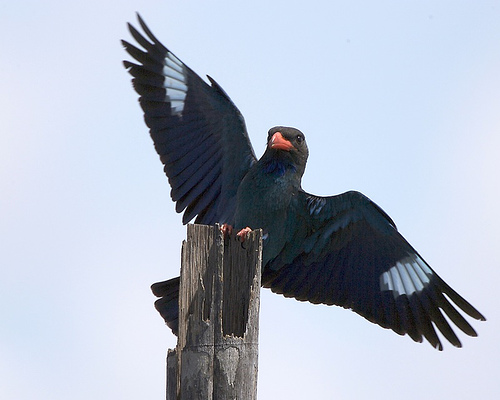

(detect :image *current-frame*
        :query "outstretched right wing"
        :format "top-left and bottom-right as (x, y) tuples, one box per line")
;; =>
(123, 14), (257, 225)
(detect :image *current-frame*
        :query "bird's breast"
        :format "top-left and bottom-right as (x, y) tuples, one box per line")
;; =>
(234, 168), (298, 230)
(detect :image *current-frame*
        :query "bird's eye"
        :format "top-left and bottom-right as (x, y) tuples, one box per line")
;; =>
(296, 135), (304, 144)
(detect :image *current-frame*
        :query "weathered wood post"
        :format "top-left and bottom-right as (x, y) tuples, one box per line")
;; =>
(166, 224), (262, 399)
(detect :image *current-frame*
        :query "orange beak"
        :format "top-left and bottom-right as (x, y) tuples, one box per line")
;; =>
(270, 132), (294, 151)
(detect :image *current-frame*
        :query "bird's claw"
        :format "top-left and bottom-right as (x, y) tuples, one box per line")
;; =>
(236, 227), (252, 242)
(221, 223), (233, 237)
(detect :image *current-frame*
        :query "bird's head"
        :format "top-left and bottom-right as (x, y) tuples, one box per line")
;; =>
(266, 126), (309, 171)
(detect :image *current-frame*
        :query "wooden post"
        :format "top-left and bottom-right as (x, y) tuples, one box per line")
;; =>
(166, 224), (262, 399)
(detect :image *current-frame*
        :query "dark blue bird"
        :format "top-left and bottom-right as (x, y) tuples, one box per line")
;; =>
(122, 15), (485, 350)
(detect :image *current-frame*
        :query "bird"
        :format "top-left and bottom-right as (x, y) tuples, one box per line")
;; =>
(122, 14), (485, 350)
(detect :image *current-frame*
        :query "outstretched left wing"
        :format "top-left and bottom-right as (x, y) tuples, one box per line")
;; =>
(122, 14), (257, 225)
(263, 190), (485, 350)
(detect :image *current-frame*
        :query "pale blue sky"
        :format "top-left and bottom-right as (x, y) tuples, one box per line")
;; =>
(1, 1), (499, 399)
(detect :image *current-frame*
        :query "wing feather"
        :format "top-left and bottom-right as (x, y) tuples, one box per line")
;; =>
(262, 190), (485, 349)
(123, 14), (257, 225)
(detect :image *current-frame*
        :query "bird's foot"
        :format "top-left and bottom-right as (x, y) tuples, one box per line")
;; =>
(220, 223), (233, 237)
(220, 224), (252, 245)
(236, 227), (252, 242)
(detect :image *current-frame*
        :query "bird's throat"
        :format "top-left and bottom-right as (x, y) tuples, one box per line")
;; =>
(262, 159), (297, 177)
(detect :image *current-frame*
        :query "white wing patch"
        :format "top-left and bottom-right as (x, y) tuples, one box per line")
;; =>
(162, 52), (187, 115)
(307, 196), (326, 216)
(380, 255), (433, 298)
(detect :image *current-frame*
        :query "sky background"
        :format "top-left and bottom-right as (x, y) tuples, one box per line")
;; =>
(1, 1), (499, 399)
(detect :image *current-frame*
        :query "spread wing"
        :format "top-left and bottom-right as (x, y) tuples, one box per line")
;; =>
(263, 190), (485, 350)
(122, 14), (257, 224)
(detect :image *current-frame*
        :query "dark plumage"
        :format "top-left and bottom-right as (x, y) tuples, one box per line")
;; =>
(123, 15), (485, 350)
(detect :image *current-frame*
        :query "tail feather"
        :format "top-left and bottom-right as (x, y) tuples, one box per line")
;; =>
(151, 277), (180, 336)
